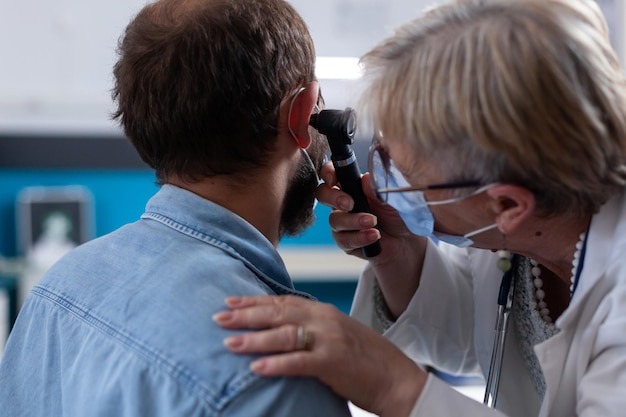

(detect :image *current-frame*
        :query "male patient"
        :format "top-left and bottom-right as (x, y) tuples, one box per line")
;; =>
(0, 0), (350, 415)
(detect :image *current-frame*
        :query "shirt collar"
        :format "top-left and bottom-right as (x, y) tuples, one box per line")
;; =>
(143, 184), (309, 295)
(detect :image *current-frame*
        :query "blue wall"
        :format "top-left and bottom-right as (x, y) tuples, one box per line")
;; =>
(0, 168), (356, 313)
(0, 169), (158, 256)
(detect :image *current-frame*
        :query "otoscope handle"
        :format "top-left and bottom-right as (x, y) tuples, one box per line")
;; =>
(333, 154), (382, 258)
(309, 108), (381, 258)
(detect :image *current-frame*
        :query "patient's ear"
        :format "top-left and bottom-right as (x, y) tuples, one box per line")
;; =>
(288, 81), (319, 148)
(487, 184), (536, 234)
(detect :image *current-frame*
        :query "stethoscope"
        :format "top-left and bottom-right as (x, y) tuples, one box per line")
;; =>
(483, 233), (588, 409)
(483, 254), (519, 408)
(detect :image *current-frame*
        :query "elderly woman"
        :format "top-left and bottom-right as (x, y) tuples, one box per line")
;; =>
(213, 0), (626, 416)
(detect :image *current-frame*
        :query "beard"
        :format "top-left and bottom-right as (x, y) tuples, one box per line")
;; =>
(279, 129), (329, 238)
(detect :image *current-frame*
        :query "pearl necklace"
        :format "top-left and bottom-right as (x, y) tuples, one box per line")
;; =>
(530, 259), (551, 323)
(530, 231), (587, 323)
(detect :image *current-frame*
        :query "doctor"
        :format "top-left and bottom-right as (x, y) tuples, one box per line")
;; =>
(213, 0), (626, 416)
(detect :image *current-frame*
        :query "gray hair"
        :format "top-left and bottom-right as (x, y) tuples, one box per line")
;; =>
(360, 0), (626, 216)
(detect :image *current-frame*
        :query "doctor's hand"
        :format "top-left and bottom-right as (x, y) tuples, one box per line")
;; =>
(316, 162), (428, 317)
(317, 162), (413, 262)
(214, 295), (426, 417)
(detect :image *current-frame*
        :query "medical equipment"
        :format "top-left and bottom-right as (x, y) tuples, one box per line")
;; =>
(309, 108), (381, 257)
(484, 254), (519, 408)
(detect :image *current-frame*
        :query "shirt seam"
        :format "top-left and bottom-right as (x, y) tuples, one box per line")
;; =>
(142, 211), (315, 299)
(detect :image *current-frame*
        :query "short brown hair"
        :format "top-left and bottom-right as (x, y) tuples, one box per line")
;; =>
(112, 0), (316, 183)
(361, 0), (626, 216)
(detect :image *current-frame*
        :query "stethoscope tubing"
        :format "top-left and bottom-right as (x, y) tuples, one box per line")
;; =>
(484, 255), (518, 408)
(482, 230), (588, 409)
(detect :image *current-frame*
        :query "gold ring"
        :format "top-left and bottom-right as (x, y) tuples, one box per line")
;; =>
(295, 326), (314, 351)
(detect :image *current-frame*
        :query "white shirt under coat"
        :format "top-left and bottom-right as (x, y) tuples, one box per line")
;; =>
(351, 190), (626, 417)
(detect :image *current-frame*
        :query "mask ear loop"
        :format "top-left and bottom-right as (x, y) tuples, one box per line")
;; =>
(429, 183), (499, 240)
(463, 223), (498, 239)
(287, 87), (322, 186)
(288, 87), (306, 141)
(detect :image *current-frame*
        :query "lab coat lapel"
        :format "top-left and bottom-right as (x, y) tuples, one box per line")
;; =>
(532, 288), (598, 417)
(534, 192), (624, 417)
(564, 193), (620, 308)
(534, 329), (571, 417)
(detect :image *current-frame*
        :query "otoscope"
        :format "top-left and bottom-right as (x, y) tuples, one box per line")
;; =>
(309, 108), (382, 258)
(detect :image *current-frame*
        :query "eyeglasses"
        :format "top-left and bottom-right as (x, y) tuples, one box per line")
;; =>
(367, 140), (485, 203)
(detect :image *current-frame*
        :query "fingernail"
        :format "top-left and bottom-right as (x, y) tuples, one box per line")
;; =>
(250, 359), (266, 373)
(225, 297), (243, 307)
(359, 215), (377, 228)
(224, 336), (243, 350)
(337, 197), (353, 211)
(367, 229), (381, 242)
(212, 311), (233, 324)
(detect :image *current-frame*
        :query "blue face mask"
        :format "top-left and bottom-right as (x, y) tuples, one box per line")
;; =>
(382, 163), (497, 248)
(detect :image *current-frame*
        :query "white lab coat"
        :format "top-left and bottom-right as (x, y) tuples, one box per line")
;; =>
(351, 190), (626, 417)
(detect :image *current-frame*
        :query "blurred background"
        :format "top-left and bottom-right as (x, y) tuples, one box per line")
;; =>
(0, 0), (623, 413)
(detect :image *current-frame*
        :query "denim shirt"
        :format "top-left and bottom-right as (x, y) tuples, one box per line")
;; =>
(0, 185), (350, 417)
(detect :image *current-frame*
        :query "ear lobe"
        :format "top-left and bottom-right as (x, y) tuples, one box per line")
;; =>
(288, 81), (319, 148)
(487, 184), (536, 234)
